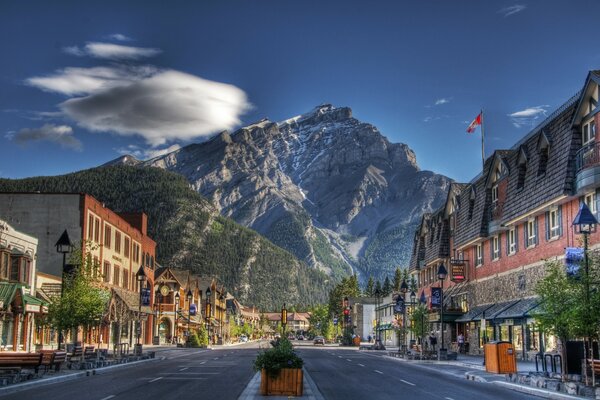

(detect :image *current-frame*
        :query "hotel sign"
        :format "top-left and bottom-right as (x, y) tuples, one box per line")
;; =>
(450, 258), (467, 282)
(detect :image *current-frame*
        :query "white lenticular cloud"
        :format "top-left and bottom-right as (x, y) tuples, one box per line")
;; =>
(508, 105), (548, 128)
(435, 98), (450, 105)
(63, 42), (161, 60)
(108, 34), (132, 42)
(9, 124), (82, 150)
(60, 70), (251, 146)
(499, 4), (526, 17)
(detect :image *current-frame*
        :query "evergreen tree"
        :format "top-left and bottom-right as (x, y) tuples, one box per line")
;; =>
(365, 276), (374, 297)
(382, 276), (392, 296)
(393, 267), (402, 292)
(374, 280), (382, 296)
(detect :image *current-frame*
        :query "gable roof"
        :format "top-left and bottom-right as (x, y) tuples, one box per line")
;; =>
(572, 70), (600, 126)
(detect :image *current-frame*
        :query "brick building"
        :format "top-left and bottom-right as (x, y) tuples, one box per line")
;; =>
(409, 70), (600, 360)
(0, 192), (156, 348)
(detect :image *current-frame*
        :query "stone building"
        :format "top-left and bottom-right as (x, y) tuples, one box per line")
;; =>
(409, 70), (600, 360)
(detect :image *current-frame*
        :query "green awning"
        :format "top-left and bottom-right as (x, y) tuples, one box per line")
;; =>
(22, 294), (44, 313)
(0, 283), (19, 309)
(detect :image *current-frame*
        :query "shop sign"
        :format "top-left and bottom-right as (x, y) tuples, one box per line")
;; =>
(431, 287), (442, 309)
(500, 319), (514, 326)
(450, 258), (466, 281)
(25, 304), (40, 313)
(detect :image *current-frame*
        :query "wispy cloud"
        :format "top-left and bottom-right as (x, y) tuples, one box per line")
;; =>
(117, 144), (181, 160)
(435, 98), (451, 106)
(7, 124), (82, 151)
(63, 42), (161, 60)
(508, 105), (548, 128)
(498, 4), (526, 17)
(108, 33), (132, 42)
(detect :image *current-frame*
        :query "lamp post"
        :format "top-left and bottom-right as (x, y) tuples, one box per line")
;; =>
(206, 286), (212, 344)
(219, 293), (225, 344)
(419, 291), (426, 349)
(174, 292), (180, 345)
(409, 290), (416, 347)
(281, 304), (287, 336)
(55, 230), (73, 349)
(374, 288), (384, 350)
(399, 279), (408, 354)
(186, 289), (192, 344)
(136, 265), (146, 354)
(573, 202), (598, 384)
(437, 264), (447, 360)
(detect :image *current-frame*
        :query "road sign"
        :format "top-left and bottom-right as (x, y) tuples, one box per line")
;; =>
(333, 318), (338, 325)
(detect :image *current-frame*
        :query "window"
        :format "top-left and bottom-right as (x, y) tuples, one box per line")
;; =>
(491, 184), (499, 206)
(525, 218), (538, 248)
(124, 237), (130, 258)
(585, 192), (597, 215)
(491, 236), (500, 261)
(113, 266), (120, 286)
(88, 214), (94, 240)
(507, 228), (517, 255)
(104, 225), (111, 249)
(476, 244), (483, 266)
(545, 206), (562, 240)
(123, 270), (129, 289)
(538, 147), (549, 176)
(583, 120), (596, 146)
(115, 232), (121, 254)
(103, 262), (111, 283)
(94, 218), (100, 242)
(10, 257), (19, 281)
(93, 256), (100, 278)
(0, 252), (8, 280)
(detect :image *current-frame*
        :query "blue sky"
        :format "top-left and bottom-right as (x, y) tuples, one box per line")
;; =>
(1, 0), (599, 182)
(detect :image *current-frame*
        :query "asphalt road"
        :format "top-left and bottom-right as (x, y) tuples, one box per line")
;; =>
(0, 343), (262, 400)
(297, 347), (541, 400)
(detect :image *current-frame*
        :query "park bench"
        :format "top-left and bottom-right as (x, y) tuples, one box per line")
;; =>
(67, 345), (83, 361)
(588, 359), (600, 375)
(40, 350), (67, 373)
(0, 352), (43, 374)
(84, 346), (96, 360)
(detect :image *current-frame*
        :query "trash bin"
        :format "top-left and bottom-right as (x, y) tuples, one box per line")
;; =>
(484, 341), (517, 374)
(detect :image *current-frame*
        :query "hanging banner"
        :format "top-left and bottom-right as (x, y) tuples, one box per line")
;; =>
(141, 287), (151, 306)
(394, 297), (405, 314)
(190, 304), (197, 316)
(431, 287), (442, 309)
(565, 247), (584, 277)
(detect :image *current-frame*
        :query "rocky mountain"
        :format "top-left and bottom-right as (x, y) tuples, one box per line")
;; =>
(143, 104), (452, 280)
(0, 166), (329, 308)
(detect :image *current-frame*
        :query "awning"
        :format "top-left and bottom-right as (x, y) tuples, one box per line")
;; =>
(111, 287), (153, 314)
(493, 297), (540, 320)
(474, 300), (519, 321)
(455, 304), (495, 322)
(0, 283), (19, 309)
(22, 294), (44, 313)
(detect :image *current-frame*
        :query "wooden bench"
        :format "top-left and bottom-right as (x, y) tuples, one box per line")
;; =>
(68, 345), (83, 361)
(40, 350), (67, 372)
(588, 359), (600, 375)
(84, 346), (96, 360)
(0, 352), (43, 374)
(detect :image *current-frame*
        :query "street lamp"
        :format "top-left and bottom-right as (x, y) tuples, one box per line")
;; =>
(419, 291), (426, 350)
(55, 230), (73, 349)
(186, 289), (193, 344)
(573, 202), (598, 384)
(174, 292), (180, 344)
(410, 290), (416, 347)
(206, 286), (212, 344)
(219, 293), (225, 343)
(437, 264), (448, 360)
(136, 265), (147, 352)
(400, 279), (408, 354)
(154, 293), (162, 343)
(374, 288), (385, 350)
(281, 304), (287, 336)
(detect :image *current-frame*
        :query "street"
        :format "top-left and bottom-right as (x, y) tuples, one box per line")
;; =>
(0, 342), (541, 400)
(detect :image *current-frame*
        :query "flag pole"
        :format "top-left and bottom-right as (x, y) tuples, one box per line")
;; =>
(480, 109), (485, 170)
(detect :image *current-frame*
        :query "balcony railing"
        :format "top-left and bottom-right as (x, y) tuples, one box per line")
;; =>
(576, 143), (600, 173)
(488, 201), (504, 221)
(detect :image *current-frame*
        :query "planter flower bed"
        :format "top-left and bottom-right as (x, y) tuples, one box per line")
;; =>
(254, 338), (303, 396)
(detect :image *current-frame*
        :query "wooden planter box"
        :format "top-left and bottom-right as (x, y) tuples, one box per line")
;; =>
(260, 368), (303, 396)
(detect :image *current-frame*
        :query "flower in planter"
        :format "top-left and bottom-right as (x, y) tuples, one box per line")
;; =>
(254, 338), (303, 378)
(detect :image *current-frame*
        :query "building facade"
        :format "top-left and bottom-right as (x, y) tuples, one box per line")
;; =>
(409, 70), (600, 360)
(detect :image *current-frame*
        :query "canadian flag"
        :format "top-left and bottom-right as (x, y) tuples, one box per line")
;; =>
(466, 113), (482, 134)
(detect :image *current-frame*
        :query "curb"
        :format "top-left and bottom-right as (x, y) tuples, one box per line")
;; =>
(492, 381), (584, 400)
(0, 356), (160, 395)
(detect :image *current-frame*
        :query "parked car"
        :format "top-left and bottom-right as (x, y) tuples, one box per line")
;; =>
(313, 336), (325, 345)
(297, 335), (305, 340)
(239, 335), (248, 342)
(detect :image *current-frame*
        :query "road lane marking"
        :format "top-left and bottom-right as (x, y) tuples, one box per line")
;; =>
(100, 396), (115, 400)
(401, 379), (415, 386)
(200, 361), (206, 364)
(445, 398), (455, 400)
(358, 364), (365, 367)
(149, 377), (163, 383)
(213, 357), (219, 360)
(346, 359), (352, 362)
(179, 367), (188, 371)
(374, 370), (383, 374)
(338, 356), (342, 358)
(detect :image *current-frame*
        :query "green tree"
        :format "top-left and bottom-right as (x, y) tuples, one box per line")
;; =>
(308, 304), (330, 337)
(196, 325), (209, 347)
(393, 268), (402, 292)
(409, 304), (429, 348)
(48, 242), (110, 346)
(328, 276), (361, 318)
(382, 277), (392, 296)
(365, 276), (374, 297)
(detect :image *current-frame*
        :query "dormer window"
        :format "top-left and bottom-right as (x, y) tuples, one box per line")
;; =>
(468, 187), (476, 219)
(538, 132), (550, 176)
(517, 147), (528, 189)
(491, 184), (499, 207)
(583, 120), (596, 146)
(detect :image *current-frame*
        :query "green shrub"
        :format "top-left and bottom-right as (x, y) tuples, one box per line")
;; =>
(253, 338), (303, 378)
(188, 332), (201, 348)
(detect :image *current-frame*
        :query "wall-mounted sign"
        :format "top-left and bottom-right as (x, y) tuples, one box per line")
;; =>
(25, 304), (40, 313)
(431, 287), (442, 309)
(451, 264), (466, 282)
(141, 288), (151, 306)
(190, 303), (197, 316)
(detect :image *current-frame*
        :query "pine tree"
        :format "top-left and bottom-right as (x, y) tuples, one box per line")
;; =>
(365, 276), (374, 297)
(393, 267), (402, 291)
(382, 276), (392, 296)
(374, 280), (382, 296)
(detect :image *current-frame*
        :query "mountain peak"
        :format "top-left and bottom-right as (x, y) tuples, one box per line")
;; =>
(278, 104), (352, 127)
(101, 154), (141, 167)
